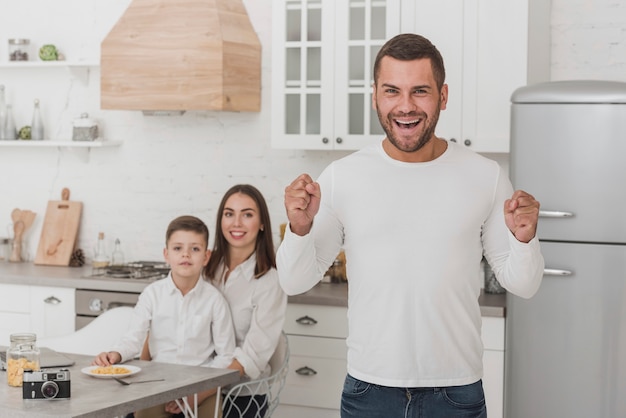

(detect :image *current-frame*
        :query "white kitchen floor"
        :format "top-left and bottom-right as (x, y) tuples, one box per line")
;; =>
(273, 404), (339, 418)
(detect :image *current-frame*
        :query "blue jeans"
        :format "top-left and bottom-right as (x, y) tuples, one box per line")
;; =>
(341, 374), (487, 418)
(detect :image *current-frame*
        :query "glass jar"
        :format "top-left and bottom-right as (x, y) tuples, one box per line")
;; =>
(0, 238), (9, 262)
(6, 333), (40, 387)
(8, 39), (30, 61)
(72, 113), (99, 141)
(483, 258), (505, 294)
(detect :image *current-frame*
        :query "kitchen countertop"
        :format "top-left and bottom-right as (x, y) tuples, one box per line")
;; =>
(288, 282), (507, 317)
(0, 262), (156, 293)
(0, 263), (506, 317)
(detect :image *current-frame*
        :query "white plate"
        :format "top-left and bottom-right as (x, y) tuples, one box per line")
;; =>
(81, 365), (141, 379)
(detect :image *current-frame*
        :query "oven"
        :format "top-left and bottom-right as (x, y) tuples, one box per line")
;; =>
(75, 261), (169, 330)
(75, 289), (140, 330)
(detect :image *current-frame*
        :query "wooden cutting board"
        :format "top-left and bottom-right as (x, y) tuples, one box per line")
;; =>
(35, 188), (83, 266)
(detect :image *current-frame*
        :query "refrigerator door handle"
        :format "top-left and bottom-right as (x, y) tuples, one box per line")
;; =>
(539, 210), (574, 218)
(544, 268), (573, 276)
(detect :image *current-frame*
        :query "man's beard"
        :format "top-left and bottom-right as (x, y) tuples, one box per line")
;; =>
(376, 102), (441, 153)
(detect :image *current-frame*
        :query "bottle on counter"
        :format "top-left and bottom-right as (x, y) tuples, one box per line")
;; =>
(31, 99), (44, 141)
(6, 333), (40, 387)
(93, 232), (110, 269)
(111, 238), (124, 266)
(0, 238), (10, 262)
(0, 85), (7, 139)
(4, 105), (17, 140)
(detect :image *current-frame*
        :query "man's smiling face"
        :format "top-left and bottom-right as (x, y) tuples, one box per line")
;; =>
(373, 56), (448, 156)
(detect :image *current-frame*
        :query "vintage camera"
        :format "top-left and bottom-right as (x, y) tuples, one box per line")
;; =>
(22, 369), (71, 399)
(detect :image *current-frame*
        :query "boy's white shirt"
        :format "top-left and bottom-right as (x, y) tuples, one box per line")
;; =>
(112, 273), (236, 368)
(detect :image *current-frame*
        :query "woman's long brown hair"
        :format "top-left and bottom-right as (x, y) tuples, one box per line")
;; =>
(204, 184), (276, 281)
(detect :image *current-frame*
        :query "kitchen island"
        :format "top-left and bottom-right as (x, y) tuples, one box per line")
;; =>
(0, 353), (239, 418)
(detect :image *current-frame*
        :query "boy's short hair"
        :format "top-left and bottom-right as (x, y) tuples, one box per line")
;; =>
(165, 216), (209, 247)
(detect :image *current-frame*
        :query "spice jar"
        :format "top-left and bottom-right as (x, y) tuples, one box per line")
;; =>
(6, 333), (40, 387)
(72, 113), (99, 141)
(8, 39), (30, 61)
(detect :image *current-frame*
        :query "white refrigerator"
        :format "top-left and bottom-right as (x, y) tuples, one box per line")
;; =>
(506, 80), (626, 418)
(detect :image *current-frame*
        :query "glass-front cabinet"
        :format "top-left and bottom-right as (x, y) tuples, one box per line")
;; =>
(271, 0), (401, 150)
(272, 0), (549, 153)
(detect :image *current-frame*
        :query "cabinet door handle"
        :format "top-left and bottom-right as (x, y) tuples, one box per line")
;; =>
(539, 210), (574, 218)
(322, 137), (329, 144)
(544, 268), (573, 277)
(107, 302), (136, 310)
(464, 139), (472, 146)
(44, 296), (61, 305)
(336, 137), (343, 144)
(295, 366), (318, 376)
(295, 315), (318, 325)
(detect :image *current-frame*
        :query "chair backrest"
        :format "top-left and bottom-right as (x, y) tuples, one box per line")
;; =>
(222, 331), (290, 418)
(36, 307), (134, 356)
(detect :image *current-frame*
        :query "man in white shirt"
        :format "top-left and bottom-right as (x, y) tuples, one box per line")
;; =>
(277, 34), (544, 418)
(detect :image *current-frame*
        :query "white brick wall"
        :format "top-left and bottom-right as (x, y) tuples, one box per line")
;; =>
(552, 0), (626, 81)
(0, 0), (623, 262)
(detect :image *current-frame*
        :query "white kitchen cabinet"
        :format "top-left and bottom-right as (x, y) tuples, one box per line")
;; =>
(273, 0), (549, 153)
(0, 284), (75, 346)
(0, 284), (31, 346)
(271, 0), (401, 150)
(482, 315), (505, 418)
(29, 286), (75, 340)
(276, 302), (505, 418)
(274, 303), (348, 417)
(402, 0), (550, 153)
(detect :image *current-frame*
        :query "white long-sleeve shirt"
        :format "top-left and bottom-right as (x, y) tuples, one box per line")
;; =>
(277, 141), (544, 387)
(210, 254), (287, 380)
(112, 273), (235, 369)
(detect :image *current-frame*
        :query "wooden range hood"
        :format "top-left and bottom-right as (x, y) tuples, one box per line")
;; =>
(101, 0), (261, 113)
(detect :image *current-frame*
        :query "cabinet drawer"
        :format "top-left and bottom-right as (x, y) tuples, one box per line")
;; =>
(30, 286), (75, 339)
(289, 335), (347, 360)
(285, 304), (348, 338)
(0, 284), (30, 313)
(282, 336), (347, 410)
(481, 316), (505, 351)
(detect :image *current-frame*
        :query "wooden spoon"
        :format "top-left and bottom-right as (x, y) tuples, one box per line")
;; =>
(11, 208), (21, 225)
(20, 210), (36, 233)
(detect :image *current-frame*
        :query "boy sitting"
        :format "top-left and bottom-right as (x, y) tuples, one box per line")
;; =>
(93, 215), (235, 418)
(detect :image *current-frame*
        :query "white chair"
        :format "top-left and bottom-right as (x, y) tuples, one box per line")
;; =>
(37, 306), (134, 356)
(222, 331), (290, 418)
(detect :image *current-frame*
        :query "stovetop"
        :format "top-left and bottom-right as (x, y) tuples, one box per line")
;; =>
(89, 261), (170, 281)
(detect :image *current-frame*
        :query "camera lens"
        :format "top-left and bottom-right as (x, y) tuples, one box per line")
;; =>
(41, 381), (59, 399)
